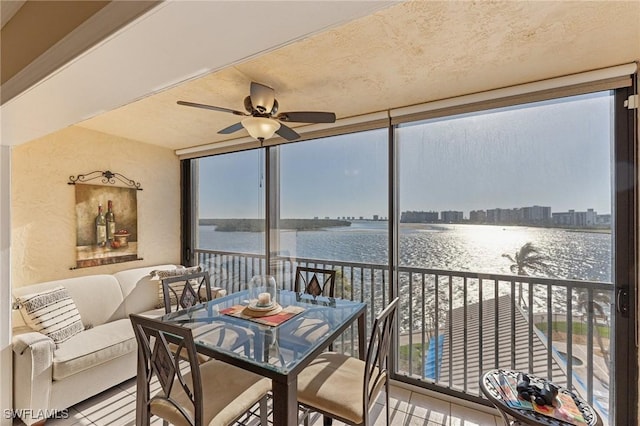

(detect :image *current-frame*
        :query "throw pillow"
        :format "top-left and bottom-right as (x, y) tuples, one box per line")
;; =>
(151, 266), (202, 308)
(15, 286), (85, 344)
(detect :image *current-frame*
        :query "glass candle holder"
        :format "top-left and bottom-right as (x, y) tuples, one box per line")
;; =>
(248, 275), (277, 307)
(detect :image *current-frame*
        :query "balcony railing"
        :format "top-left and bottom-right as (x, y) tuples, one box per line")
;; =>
(194, 248), (613, 423)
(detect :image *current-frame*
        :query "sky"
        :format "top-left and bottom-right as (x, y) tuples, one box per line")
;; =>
(198, 91), (614, 219)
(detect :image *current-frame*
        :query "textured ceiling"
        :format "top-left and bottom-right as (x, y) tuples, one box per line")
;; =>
(2, 1), (393, 146)
(28, 1), (640, 150)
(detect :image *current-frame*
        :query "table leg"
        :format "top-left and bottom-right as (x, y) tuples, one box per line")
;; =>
(254, 329), (266, 362)
(358, 311), (366, 360)
(272, 376), (298, 426)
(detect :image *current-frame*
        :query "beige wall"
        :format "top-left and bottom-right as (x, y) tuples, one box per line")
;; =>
(11, 126), (180, 287)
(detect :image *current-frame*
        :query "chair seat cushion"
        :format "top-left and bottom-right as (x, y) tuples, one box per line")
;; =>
(297, 352), (383, 424)
(150, 359), (271, 426)
(191, 322), (252, 351)
(137, 307), (168, 319)
(52, 319), (136, 380)
(279, 317), (329, 347)
(137, 310), (251, 362)
(176, 322), (253, 364)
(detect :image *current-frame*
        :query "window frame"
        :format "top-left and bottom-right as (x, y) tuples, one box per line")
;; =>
(181, 79), (638, 423)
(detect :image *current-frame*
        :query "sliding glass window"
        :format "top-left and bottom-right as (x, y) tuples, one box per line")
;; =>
(269, 130), (389, 352)
(395, 91), (616, 421)
(187, 86), (634, 424)
(194, 149), (266, 292)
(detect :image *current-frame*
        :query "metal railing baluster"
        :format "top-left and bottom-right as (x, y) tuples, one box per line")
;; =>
(192, 248), (613, 411)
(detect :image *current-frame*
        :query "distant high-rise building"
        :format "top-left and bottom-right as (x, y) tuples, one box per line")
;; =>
(441, 211), (463, 223)
(586, 208), (596, 226)
(373, 215), (379, 221)
(487, 208), (520, 224)
(521, 205), (551, 225)
(469, 210), (487, 223)
(552, 209), (598, 227)
(400, 211), (438, 223)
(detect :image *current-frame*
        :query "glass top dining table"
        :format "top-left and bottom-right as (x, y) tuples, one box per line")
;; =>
(160, 289), (367, 425)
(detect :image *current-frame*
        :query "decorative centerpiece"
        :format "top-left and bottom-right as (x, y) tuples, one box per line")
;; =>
(245, 275), (281, 316)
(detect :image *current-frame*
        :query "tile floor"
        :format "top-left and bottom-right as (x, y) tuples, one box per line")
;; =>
(15, 379), (507, 426)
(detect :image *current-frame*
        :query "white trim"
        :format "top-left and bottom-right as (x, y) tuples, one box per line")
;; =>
(1, 1), (162, 105)
(176, 64), (637, 158)
(0, 145), (12, 426)
(390, 63), (638, 119)
(175, 135), (258, 157)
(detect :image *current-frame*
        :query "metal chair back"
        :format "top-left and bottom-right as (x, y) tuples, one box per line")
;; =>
(294, 266), (336, 297)
(161, 271), (212, 314)
(130, 314), (203, 426)
(363, 297), (399, 425)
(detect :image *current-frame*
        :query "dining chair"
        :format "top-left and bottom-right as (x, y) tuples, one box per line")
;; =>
(294, 266), (336, 297)
(161, 270), (251, 357)
(279, 267), (338, 354)
(161, 271), (216, 313)
(130, 314), (270, 426)
(297, 297), (399, 426)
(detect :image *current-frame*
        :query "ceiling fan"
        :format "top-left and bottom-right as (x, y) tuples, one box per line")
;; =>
(177, 81), (336, 142)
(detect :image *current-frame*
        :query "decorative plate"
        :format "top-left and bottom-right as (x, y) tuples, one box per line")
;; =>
(243, 303), (283, 317)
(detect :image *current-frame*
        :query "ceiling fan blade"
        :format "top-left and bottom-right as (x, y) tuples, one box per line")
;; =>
(275, 123), (300, 141)
(177, 100), (247, 116)
(250, 82), (275, 113)
(276, 111), (336, 123)
(218, 122), (245, 134)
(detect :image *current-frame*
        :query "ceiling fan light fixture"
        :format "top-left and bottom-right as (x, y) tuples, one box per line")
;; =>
(242, 116), (281, 140)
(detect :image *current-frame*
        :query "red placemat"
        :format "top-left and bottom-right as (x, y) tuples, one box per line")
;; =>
(221, 304), (305, 327)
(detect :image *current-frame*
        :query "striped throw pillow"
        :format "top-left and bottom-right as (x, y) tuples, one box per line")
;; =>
(16, 286), (85, 344)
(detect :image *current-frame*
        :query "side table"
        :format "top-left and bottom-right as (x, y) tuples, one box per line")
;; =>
(480, 369), (602, 426)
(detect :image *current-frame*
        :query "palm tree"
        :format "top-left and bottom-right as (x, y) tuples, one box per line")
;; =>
(502, 242), (551, 276)
(502, 242), (552, 310)
(576, 289), (611, 374)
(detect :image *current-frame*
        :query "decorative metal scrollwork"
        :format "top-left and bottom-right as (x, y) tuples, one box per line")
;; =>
(68, 170), (143, 190)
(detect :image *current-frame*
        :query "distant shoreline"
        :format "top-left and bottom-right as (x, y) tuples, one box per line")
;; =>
(399, 222), (611, 233)
(199, 218), (611, 233)
(199, 218), (351, 232)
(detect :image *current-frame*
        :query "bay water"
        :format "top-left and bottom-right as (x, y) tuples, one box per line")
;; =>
(198, 221), (612, 283)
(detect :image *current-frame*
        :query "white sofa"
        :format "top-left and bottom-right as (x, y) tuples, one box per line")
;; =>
(11, 264), (180, 425)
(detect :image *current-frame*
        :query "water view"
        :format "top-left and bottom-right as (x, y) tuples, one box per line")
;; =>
(197, 220), (614, 419)
(198, 221), (612, 284)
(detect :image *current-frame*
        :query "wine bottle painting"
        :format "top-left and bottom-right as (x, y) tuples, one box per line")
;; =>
(75, 183), (138, 268)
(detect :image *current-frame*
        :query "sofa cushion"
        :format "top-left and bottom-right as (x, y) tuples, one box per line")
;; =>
(13, 275), (125, 328)
(113, 264), (178, 316)
(15, 286), (85, 344)
(52, 318), (136, 380)
(137, 307), (167, 319)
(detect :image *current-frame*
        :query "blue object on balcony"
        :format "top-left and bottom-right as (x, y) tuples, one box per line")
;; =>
(424, 334), (444, 380)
